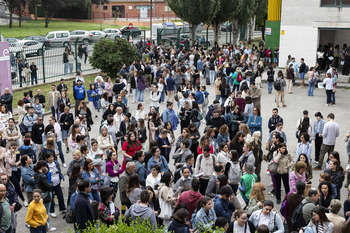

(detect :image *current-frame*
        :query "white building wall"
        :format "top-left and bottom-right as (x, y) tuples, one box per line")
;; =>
(279, 0), (350, 67)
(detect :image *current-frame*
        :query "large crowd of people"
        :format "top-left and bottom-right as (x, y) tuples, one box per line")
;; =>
(0, 40), (348, 233)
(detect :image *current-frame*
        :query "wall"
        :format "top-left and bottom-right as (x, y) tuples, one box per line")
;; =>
(279, 0), (350, 67)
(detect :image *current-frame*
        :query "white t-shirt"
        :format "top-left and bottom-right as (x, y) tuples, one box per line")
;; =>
(233, 221), (250, 233)
(48, 162), (60, 186)
(258, 213), (270, 228)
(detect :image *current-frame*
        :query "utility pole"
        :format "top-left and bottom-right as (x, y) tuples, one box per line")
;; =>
(99, 0), (102, 31)
(150, 0), (152, 41)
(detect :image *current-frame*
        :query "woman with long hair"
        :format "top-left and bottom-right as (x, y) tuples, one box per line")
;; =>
(175, 128), (192, 151)
(57, 90), (71, 110)
(104, 76), (113, 103)
(21, 155), (35, 206)
(145, 186), (161, 225)
(87, 139), (104, 175)
(188, 123), (200, 161)
(219, 77), (230, 105)
(247, 107), (262, 136)
(106, 151), (122, 202)
(272, 143), (293, 204)
(4, 118), (21, 150)
(198, 135), (214, 155)
(239, 123), (252, 142)
(82, 158), (101, 202)
(297, 116), (312, 142)
(68, 163), (81, 205)
(137, 71), (146, 103)
(217, 124), (230, 146)
(126, 173), (142, 204)
(319, 181), (333, 210)
(247, 183), (266, 216)
(230, 132), (245, 156)
(189, 101), (201, 128)
(98, 186), (119, 227)
(135, 103), (147, 121)
(100, 92), (109, 116)
(97, 125), (114, 159)
(205, 128), (217, 154)
(250, 131), (263, 182)
(195, 196), (217, 229)
(102, 104), (116, 121)
(149, 112), (163, 141)
(121, 132), (142, 171)
(325, 159), (344, 200)
(302, 207), (334, 232)
(228, 209), (255, 232)
(157, 171), (179, 227)
(216, 143), (230, 165)
(179, 101), (192, 132)
(77, 100), (93, 127)
(239, 143), (255, 169)
(296, 133), (313, 163)
(286, 181), (306, 232)
(167, 208), (191, 233)
(0, 105), (12, 128)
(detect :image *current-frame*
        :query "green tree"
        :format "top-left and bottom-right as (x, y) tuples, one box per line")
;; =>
(255, 0), (268, 40)
(165, 0), (219, 45)
(13, 0), (28, 27)
(4, 0), (15, 28)
(90, 39), (137, 79)
(211, 0), (243, 45)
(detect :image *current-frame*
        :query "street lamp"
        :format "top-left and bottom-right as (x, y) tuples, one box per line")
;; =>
(99, 0), (102, 31)
(150, 0), (152, 42)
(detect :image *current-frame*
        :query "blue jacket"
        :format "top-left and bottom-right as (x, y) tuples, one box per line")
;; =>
(296, 142), (312, 162)
(247, 115), (262, 135)
(166, 77), (175, 91)
(213, 195), (235, 223)
(73, 85), (86, 100)
(195, 207), (217, 229)
(134, 160), (147, 187)
(217, 132), (230, 146)
(18, 145), (36, 161)
(197, 59), (203, 71)
(21, 165), (36, 193)
(82, 168), (101, 188)
(147, 156), (169, 173)
(23, 114), (38, 132)
(195, 91), (204, 104)
(87, 89), (98, 102)
(162, 107), (178, 130)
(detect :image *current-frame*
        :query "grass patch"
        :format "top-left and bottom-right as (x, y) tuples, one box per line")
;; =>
(0, 20), (148, 39)
(12, 73), (99, 112)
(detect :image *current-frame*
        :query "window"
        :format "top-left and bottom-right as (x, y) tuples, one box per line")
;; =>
(103, 6), (108, 10)
(47, 34), (54, 39)
(321, 0), (350, 6)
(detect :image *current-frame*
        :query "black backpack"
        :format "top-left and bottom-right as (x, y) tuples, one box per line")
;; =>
(291, 202), (307, 230)
(274, 79), (281, 91)
(267, 71), (275, 82)
(209, 62), (215, 70)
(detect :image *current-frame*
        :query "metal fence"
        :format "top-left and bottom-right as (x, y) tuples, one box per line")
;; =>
(10, 37), (96, 89)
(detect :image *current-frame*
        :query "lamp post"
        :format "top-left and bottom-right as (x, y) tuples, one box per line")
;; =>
(99, 0), (102, 31)
(150, 0), (152, 42)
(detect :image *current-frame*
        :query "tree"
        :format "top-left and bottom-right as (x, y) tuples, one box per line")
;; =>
(210, 0), (243, 45)
(90, 39), (137, 79)
(4, 0), (15, 28)
(29, 0), (40, 20)
(41, 0), (67, 28)
(255, 0), (268, 40)
(13, 0), (28, 27)
(165, 0), (219, 45)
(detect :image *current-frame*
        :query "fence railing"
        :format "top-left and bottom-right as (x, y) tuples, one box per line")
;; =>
(10, 37), (96, 89)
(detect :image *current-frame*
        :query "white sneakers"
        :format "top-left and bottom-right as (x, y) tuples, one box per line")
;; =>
(63, 163), (67, 168)
(50, 213), (57, 218)
(50, 227), (57, 231)
(24, 200), (28, 207)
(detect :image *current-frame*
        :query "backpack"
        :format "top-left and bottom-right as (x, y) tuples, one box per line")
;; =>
(274, 79), (281, 91)
(291, 202), (307, 229)
(280, 192), (291, 220)
(174, 93), (179, 102)
(152, 91), (161, 103)
(65, 205), (75, 223)
(209, 62), (215, 70)
(267, 71), (275, 82)
(198, 154), (215, 171)
(203, 95), (209, 106)
(19, 115), (29, 136)
(227, 161), (242, 184)
(240, 81), (248, 91)
(237, 72), (243, 82)
(304, 65), (309, 73)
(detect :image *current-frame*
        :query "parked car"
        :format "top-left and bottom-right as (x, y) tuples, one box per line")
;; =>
(103, 28), (122, 37)
(221, 22), (232, 32)
(70, 30), (92, 44)
(3, 37), (20, 46)
(108, 33), (124, 41)
(46, 31), (70, 47)
(24, 35), (51, 47)
(120, 26), (142, 37)
(9, 40), (43, 56)
(89, 30), (107, 42)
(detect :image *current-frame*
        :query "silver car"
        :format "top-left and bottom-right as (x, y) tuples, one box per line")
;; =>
(103, 28), (122, 37)
(70, 30), (92, 44)
(10, 40), (43, 56)
(89, 31), (107, 42)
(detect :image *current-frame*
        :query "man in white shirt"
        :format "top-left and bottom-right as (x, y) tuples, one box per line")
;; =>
(149, 85), (161, 112)
(314, 113), (339, 170)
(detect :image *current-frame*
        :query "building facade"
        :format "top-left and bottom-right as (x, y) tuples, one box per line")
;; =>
(279, 0), (350, 67)
(91, 0), (176, 20)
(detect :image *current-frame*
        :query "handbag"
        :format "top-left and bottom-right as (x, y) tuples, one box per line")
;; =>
(65, 205), (76, 223)
(101, 173), (111, 187)
(268, 160), (278, 173)
(333, 87), (336, 93)
(233, 191), (247, 210)
(158, 197), (173, 220)
(42, 193), (51, 204)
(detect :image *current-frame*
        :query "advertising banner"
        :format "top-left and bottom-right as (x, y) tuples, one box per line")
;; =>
(0, 42), (12, 95)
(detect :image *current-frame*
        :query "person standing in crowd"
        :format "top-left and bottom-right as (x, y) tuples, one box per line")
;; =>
(249, 200), (284, 232)
(74, 179), (95, 231)
(0, 184), (12, 233)
(0, 88), (13, 113)
(25, 189), (48, 233)
(267, 108), (283, 133)
(314, 113), (339, 170)
(195, 146), (216, 195)
(73, 80), (86, 117)
(119, 162), (136, 216)
(248, 82), (261, 109)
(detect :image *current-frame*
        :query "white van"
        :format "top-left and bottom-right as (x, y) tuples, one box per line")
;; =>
(46, 31), (71, 47)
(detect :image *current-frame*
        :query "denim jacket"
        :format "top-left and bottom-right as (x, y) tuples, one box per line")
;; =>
(82, 168), (101, 188)
(21, 164), (36, 192)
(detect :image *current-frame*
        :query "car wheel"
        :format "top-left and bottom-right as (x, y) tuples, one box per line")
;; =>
(63, 42), (69, 47)
(37, 49), (43, 56)
(83, 39), (90, 44)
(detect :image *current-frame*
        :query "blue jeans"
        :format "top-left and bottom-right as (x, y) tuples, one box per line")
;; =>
(308, 82), (314, 96)
(209, 70), (216, 84)
(215, 95), (220, 100)
(50, 184), (66, 213)
(160, 89), (165, 103)
(51, 106), (58, 119)
(326, 90), (332, 104)
(43, 192), (52, 228)
(299, 72), (305, 80)
(64, 63), (69, 75)
(267, 81), (273, 93)
(221, 97), (227, 105)
(194, 121), (200, 128)
(57, 141), (65, 163)
(228, 77), (233, 87)
(137, 89), (144, 102)
(30, 225), (47, 233)
(91, 189), (100, 202)
(132, 88), (137, 102)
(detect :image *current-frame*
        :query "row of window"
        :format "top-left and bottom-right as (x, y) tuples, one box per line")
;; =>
(321, 0), (350, 6)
